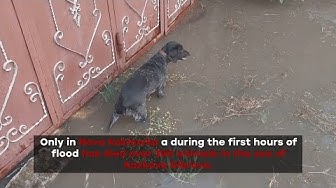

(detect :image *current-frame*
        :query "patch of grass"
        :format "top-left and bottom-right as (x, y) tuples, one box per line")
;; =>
(99, 68), (135, 103)
(268, 172), (279, 188)
(294, 98), (336, 135)
(169, 172), (200, 185)
(167, 72), (188, 86)
(99, 83), (119, 103)
(129, 107), (178, 135)
(197, 94), (270, 127)
(166, 148), (202, 185)
(126, 107), (178, 166)
(218, 94), (270, 118)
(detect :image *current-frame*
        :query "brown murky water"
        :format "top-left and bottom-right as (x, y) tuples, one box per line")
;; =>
(48, 0), (336, 187)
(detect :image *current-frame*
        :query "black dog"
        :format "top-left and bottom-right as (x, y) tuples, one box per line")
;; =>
(108, 41), (190, 131)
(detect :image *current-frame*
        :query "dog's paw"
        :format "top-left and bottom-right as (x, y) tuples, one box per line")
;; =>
(134, 115), (147, 123)
(140, 117), (147, 123)
(157, 91), (165, 98)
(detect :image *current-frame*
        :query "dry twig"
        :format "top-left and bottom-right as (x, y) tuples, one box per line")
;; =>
(294, 98), (336, 135)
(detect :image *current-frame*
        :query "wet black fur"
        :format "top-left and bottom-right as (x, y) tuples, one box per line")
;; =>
(108, 41), (190, 131)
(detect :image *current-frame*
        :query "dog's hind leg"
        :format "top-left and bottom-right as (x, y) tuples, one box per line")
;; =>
(156, 83), (165, 98)
(133, 103), (147, 123)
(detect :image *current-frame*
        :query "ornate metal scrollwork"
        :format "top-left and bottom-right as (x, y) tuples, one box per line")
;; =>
(167, 0), (188, 19)
(0, 40), (48, 156)
(121, 0), (160, 52)
(66, 0), (81, 27)
(48, 0), (116, 104)
(49, 0), (100, 69)
(0, 42), (16, 129)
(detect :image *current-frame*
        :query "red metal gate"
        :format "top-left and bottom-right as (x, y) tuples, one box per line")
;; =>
(12, 0), (119, 122)
(0, 0), (54, 177)
(165, 0), (193, 31)
(110, 0), (164, 67)
(0, 0), (196, 180)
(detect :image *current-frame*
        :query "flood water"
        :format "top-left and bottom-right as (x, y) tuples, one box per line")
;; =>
(48, 0), (336, 187)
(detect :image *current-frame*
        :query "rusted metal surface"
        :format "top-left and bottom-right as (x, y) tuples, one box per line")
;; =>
(0, 0), (54, 179)
(0, 0), (195, 180)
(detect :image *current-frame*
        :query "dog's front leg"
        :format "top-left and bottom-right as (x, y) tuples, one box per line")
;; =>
(157, 83), (165, 98)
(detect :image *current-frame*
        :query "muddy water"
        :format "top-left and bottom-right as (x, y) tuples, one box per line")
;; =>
(49, 0), (336, 187)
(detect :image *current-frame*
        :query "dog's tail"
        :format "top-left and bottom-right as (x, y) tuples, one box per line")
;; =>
(107, 95), (123, 132)
(108, 112), (120, 131)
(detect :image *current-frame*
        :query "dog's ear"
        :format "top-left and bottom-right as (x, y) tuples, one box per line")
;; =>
(177, 44), (183, 51)
(167, 45), (179, 63)
(163, 42), (185, 63)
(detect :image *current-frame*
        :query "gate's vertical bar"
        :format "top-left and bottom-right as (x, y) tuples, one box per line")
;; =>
(107, 0), (124, 76)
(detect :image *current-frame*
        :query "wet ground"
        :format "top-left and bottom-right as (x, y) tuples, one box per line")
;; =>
(25, 0), (336, 187)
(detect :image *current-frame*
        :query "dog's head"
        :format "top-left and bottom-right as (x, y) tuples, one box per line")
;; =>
(162, 41), (190, 63)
